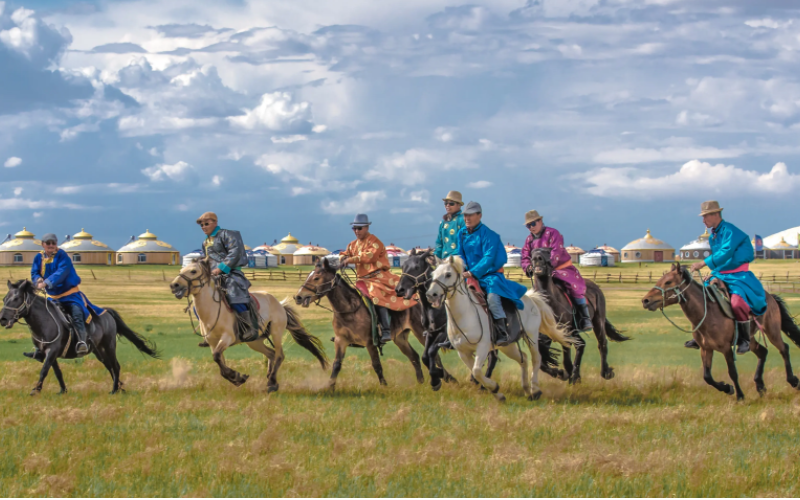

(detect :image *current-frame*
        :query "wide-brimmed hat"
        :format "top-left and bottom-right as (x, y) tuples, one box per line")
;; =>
(442, 190), (464, 205)
(699, 201), (723, 216)
(196, 211), (218, 224)
(524, 210), (543, 225)
(462, 201), (482, 215)
(350, 213), (372, 226)
(41, 233), (58, 244)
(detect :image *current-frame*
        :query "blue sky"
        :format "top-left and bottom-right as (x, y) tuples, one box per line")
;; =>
(2, 0), (800, 254)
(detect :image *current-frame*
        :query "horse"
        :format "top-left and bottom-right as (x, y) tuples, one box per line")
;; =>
(426, 255), (574, 402)
(170, 258), (328, 391)
(294, 257), (430, 390)
(529, 247), (630, 383)
(0, 279), (160, 395)
(642, 262), (800, 399)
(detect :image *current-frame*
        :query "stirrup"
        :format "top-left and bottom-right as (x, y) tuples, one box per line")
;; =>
(76, 341), (89, 356)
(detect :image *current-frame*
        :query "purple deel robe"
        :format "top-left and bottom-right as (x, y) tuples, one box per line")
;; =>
(521, 226), (587, 299)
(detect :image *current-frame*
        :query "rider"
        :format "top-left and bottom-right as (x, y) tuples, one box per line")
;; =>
(25, 233), (105, 360)
(339, 213), (416, 345)
(435, 190), (465, 260)
(687, 200), (765, 354)
(520, 210), (592, 331)
(197, 212), (259, 343)
(456, 201), (528, 347)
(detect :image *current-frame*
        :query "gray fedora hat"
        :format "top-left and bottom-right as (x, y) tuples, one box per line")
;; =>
(350, 213), (372, 226)
(462, 201), (482, 215)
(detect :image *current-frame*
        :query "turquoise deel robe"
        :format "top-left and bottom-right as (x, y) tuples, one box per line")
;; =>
(457, 222), (527, 309)
(703, 220), (766, 316)
(435, 210), (465, 259)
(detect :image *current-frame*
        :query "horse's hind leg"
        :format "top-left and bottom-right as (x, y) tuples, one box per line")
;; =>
(593, 314), (614, 380)
(750, 339), (768, 395)
(246, 339), (279, 393)
(51, 360), (67, 394)
(212, 334), (249, 386)
(365, 342), (387, 386)
(561, 345), (574, 381)
(424, 332), (443, 390)
(393, 330), (424, 384)
(701, 348), (735, 396)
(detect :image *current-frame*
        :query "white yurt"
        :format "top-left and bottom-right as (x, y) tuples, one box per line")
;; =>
(679, 229), (711, 261)
(294, 245), (331, 265)
(762, 226), (800, 249)
(246, 249), (267, 268)
(0, 228), (42, 266)
(182, 249), (205, 267)
(385, 243), (409, 268)
(253, 249), (278, 267)
(565, 244), (585, 263)
(620, 229), (675, 263)
(580, 248), (616, 267)
(59, 229), (115, 266)
(505, 248), (522, 268)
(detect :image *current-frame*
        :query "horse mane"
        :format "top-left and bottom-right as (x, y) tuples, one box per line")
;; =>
(449, 255), (465, 273)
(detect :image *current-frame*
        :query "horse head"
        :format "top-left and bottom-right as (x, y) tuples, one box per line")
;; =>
(530, 247), (554, 278)
(642, 261), (689, 311)
(170, 257), (211, 299)
(0, 279), (34, 328)
(295, 257), (338, 308)
(426, 255), (463, 309)
(396, 248), (436, 300)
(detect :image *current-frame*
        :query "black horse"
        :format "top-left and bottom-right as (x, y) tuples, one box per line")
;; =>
(529, 248), (629, 383)
(0, 279), (160, 395)
(396, 249), (562, 388)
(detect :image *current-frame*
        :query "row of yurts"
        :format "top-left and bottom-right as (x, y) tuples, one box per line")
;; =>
(1, 226), (799, 268)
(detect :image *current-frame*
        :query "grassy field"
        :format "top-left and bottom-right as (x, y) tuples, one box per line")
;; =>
(2, 263), (800, 496)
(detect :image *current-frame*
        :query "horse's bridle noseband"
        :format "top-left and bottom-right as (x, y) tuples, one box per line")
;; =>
(400, 267), (432, 289)
(2, 290), (33, 325)
(177, 271), (209, 294)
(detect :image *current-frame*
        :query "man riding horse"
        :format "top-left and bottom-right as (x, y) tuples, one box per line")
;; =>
(197, 212), (259, 343)
(456, 201), (527, 347)
(434, 190), (465, 349)
(338, 213), (417, 345)
(687, 200), (765, 354)
(520, 210), (592, 332)
(24, 233), (105, 360)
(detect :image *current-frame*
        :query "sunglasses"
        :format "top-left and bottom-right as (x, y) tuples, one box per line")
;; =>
(43, 241), (57, 245)
(199, 222), (215, 227)
(526, 221), (540, 229)
(352, 226), (366, 231)
(444, 202), (458, 207)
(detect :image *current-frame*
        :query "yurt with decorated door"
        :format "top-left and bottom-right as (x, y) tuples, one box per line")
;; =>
(271, 233), (303, 265)
(59, 229), (115, 266)
(0, 228), (42, 266)
(580, 248), (616, 267)
(117, 230), (180, 265)
(293, 245), (330, 265)
(620, 230), (675, 264)
(385, 243), (409, 268)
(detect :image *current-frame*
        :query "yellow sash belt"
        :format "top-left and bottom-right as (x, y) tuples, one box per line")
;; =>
(46, 286), (81, 300)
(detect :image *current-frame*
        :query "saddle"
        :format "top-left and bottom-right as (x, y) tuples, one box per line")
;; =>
(706, 279), (736, 320)
(465, 277), (524, 345)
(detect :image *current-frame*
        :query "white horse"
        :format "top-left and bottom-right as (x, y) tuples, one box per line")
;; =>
(426, 256), (573, 401)
(170, 258), (328, 391)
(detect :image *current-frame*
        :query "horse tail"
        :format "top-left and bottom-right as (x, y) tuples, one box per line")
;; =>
(605, 319), (631, 342)
(107, 308), (160, 359)
(281, 298), (329, 369)
(773, 294), (800, 348)
(526, 290), (573, 347)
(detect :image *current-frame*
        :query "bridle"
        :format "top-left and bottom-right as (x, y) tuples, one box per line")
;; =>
(177, 265), (223, 338)
(3, 286), (69, 352)
(1, 290), (34, 325)
(400, 266), (432, 290)
(300, 271), (361, 315)
(429, 268), (485, 345)
(651, 269), (708, 334)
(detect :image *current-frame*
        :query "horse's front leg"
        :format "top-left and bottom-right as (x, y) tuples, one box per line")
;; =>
(365, 341), (387, 386)
(31, 348), (58, 395)
(470, 345), (503, 401)
(328, 336), (348, 390)
(570, 332), (586, 385)
(722, 348), (745, 400)
(212, 333), (248, 386)
(593, 316), (614, 380)
(424, 330), (444, 391)
(701, 347), (734, 396)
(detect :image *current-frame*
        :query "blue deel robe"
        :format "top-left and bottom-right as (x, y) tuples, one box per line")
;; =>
(703, 220), (766, 316)
(31, 249), (105, 323)
(456, 222), (527, 309)
(435, 210), (465, 259)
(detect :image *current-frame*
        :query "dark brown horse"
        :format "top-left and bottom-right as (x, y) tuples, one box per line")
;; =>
(642, 262), (800, 399)
(294, 258), (429, 390)
(530, 247), (629, 383)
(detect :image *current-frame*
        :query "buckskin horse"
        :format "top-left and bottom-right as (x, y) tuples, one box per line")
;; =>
(171, 258), (328, 391)
(295, 258), (432, 390)
(529, 247), (630, 383)
(0, 279), (160, 395)
(426, 255), (574, 402)
(642, 262), (800, 399)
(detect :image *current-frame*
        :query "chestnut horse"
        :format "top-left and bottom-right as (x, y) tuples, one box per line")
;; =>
(642, 262), (800, 399)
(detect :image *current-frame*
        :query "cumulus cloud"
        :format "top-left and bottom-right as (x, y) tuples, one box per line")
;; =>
(593, 145), (745, 164)
(468, 180), (492, 188)
(366, 148), (478, 186)
(321, 191), (386, 214)
(581, 160), (800, 198)
(141, 161), (193, 182)
(227, 92), (314, 133)
(4, 156), (21, 167)
(211, 175), (222, 186)
(13, 187), (22, 196)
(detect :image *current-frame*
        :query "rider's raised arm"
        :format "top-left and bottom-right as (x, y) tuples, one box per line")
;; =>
(31, 252), (44, 284)
(216, 230), (245, 274)
(43, 251), (73, 287)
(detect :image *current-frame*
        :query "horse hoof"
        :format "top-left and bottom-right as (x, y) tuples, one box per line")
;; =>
(790, 377), (800, 389)
(494, 393), (506, 403)
(736, 394), (745, 401)
(59, 388), (67, 395)
(380, 379), (388, 386)
(432, 380), (442, 392)
(267, 384), (279, 393)
(529, 390), (543, 401)
(29, 389), (41, 396)
(602, 369), (615, 380)
(557, 370), (569, 381)
(757, 385), (767, 397)
(569, 376), (581, 386)
(725, 385), (735, 395)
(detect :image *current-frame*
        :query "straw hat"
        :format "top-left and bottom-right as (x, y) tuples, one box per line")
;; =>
(442, 190), (464, 205)
(196, 211), (218, 224)
(698, 201), (723, 216)
(524, 210), (543, 225)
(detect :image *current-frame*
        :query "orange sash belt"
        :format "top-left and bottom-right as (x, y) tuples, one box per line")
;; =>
(720, 263), (749, 274)
(46, 286), (81, 300)
(555, 261), (574, 271)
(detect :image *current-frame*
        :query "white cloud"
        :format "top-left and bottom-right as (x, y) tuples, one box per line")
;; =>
(434, 127), (454, 142)
(593, 145), (744, 164)
(4, 157), (22, 168)
(581, 160), (800, 198)
(33, 211), (43, 218)
(409, 189), (429, 203)
(366, 148), (478, 186)
(227, 92), (313, 132)
(312, 124), (327, 133)
(468, 180), (493, 188)
(744, 18), (790, 30)
(13, 187), (22, 196)
(271, 135), (308, 144)
(211, 175), (222, 186)
(141, 161), (193, 181)
(321, 190), (386, 215)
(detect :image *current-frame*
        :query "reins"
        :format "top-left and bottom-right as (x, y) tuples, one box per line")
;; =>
(431, 270), (486, 346)
(652, 269), (708, 334)
(301, 269), (363, 315)
(4, 287), (72, 356)
(178, 267), (223, 338)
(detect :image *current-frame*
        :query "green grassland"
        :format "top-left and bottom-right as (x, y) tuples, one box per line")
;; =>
(2, 263), (800, 496)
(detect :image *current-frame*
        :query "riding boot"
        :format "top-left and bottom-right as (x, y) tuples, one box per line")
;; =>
(23, 349), (45, 362)
(576, 302), (593, 332)
(74, 321), (89, 356)
(198, 340), (210, 348)
(376, 306), (392, 345)
(736, 321), (751, 354)
(236, 309), (259, 343)
(684, 339), (700, 349)
(493, 319), (511, 347)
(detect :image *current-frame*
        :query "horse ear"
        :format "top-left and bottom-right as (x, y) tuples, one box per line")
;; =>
(7, 280), (12, 289)
(321, 257), (332, 272)
(674, 261), (680, 271)
(435, 256), (443, 266)
(410, 248), (417, 256)
(424, 251), (436, 267)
